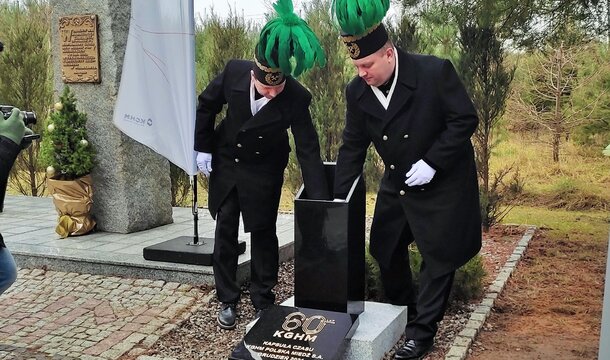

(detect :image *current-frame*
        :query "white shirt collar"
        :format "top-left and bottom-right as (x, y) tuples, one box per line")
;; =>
(250, 76), (270, 116)
(370, 47), (399, 110)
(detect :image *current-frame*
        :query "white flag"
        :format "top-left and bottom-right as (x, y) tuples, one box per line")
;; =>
(113, 0), (197, 175)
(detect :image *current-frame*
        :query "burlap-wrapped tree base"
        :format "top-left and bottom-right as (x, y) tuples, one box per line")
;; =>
(47, 174), (96, 238)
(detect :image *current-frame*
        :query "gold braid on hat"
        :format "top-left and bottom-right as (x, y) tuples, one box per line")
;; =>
(340, 23), (382, 43)
(254, 57), (281, 73)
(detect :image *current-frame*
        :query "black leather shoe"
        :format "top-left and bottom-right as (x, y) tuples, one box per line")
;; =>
(217, 303), (237, 330)
(393, 339), (433, 360)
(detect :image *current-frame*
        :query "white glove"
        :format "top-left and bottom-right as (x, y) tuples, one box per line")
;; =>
(405, 159), (436, 187)
(197, 152), (212, 177)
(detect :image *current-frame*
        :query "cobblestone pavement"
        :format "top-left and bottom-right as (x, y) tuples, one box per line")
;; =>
(0, 268), (209, 360)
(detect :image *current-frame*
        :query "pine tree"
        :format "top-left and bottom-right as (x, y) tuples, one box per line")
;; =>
(457, 2), (516, 231)
(39, 86), (95, 180)
(0, 0), (53, 196)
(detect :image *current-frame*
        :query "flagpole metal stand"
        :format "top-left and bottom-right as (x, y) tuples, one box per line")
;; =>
(143, 174), (245, 266)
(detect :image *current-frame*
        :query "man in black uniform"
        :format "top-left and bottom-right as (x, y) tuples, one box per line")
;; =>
(331, 1), (482, 358)
(194, 0), (329, 330)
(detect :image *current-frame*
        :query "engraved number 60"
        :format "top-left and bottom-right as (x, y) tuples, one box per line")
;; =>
(282, 312), (329, 335)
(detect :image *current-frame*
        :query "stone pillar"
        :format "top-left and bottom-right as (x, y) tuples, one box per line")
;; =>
(50, 0), (173, 233)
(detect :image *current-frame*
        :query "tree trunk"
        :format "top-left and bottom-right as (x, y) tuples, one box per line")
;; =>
(552, 46), (563, 163)
(479, 154), (490, 198)
(552, 130), (561, 162)
(27, 148), (38, 197)
(479, 125), (491, 233)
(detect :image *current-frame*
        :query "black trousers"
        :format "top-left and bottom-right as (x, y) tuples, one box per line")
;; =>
(213, 188), (279, 310)
(379, 223), (455, 342)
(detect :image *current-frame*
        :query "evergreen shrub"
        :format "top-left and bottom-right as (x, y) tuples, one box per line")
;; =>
(39, 86), (94, 180)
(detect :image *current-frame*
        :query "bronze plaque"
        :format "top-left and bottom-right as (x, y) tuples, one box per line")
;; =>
(59, 15), (101, 83)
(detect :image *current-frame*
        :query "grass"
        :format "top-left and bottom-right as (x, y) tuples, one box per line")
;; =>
(503, 205), (610, 242)
(491, 135), (610, 210)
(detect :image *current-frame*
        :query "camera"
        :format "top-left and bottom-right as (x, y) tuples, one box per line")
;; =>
(0, 105), (40, 144)
(1, 105), (37, 126)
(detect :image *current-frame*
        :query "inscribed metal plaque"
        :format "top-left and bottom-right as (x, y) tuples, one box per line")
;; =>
(229, 305), (357, 360)
(59, 15), (101, 83)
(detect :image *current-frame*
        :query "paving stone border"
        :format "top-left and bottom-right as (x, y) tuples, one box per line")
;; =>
(444, 225), (537, 360)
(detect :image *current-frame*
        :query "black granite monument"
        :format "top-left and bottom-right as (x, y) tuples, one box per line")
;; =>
(294, 163), (365, 315)
(230, 163), (366, 360)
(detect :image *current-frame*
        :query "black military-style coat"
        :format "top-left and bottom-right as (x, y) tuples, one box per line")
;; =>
(194, 60), (329, 232)
(334, 49), (482, 278)
(0, 135), (20, 247)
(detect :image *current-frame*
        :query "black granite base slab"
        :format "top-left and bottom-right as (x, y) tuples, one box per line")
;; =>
(143, 236), (245, 266)
(230, 304), (359, 360)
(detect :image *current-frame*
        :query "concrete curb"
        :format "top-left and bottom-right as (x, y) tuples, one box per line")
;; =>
(444, 225), (537, 360)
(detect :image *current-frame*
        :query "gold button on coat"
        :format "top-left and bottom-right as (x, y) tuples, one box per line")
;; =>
(400, 190), (405, 196)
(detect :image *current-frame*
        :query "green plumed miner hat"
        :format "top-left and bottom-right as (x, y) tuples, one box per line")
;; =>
(331, 0), (390, 59)
(255, 0), (326, 80)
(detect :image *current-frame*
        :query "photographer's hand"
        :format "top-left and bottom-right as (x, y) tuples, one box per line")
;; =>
(0, 108), (26, 145)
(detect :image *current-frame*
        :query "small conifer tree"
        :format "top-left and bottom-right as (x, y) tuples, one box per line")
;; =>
(39, 86), (95, 180)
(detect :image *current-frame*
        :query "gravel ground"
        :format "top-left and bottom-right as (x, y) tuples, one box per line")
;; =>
(139, 225), (522, 360)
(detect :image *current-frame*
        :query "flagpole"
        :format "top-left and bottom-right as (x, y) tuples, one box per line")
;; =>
(190, 174), (199, 245)
(140, 0), (246, 265)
